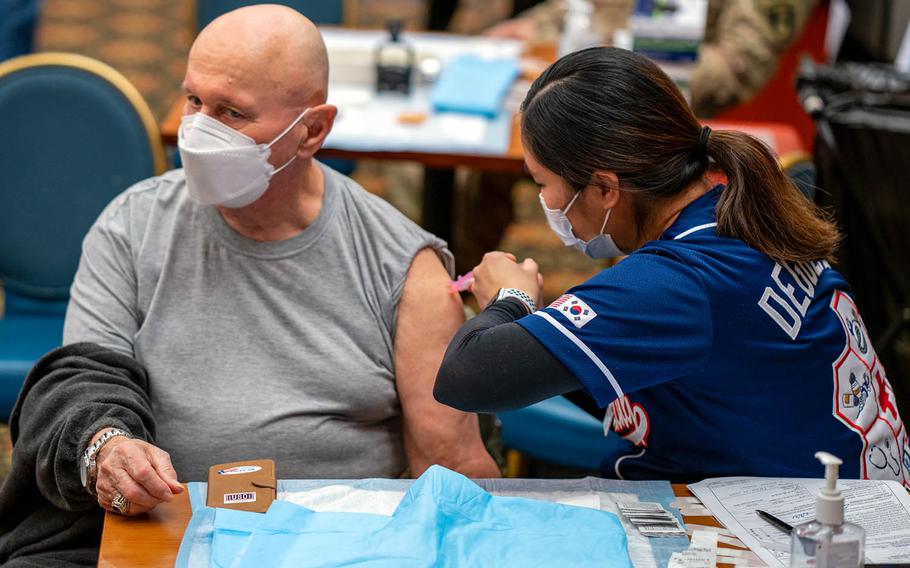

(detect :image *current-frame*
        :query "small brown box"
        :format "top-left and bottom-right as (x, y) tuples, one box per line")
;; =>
(206, 459), (276, 513)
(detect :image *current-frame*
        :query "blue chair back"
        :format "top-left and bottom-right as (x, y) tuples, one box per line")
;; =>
(196, 0), (344, 29)
(0, 53), (164, 419)
(0, 53), (165, 301)
(0, 0), (40, 62)
(497, 396), (625, 473)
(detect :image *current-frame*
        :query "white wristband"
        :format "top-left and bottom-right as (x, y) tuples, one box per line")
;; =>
(494, 288), (537, 315)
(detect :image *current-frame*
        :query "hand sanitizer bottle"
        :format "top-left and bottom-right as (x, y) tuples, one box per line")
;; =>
(374, 19), (414, 95)
(790, 452), (865, 568)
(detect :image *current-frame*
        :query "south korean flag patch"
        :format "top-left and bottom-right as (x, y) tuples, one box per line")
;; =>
(550, 294), (597, 329)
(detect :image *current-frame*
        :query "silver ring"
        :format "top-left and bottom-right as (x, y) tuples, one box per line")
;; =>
(112, 492), (130, 515)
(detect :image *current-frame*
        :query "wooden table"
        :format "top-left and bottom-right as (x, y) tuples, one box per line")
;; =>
(98, 484), (738, 567)
(98, 484), (192, 568)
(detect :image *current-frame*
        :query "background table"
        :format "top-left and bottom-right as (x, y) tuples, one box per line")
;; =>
(158, 32), (808, 246)
(98, 484), (740, 568)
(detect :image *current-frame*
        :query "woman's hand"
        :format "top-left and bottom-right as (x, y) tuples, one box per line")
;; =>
(471, 251), (543, 309)
(93, 431), (183, 516)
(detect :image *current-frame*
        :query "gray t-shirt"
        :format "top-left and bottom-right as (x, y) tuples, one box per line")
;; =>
(63, 164), (452, 481)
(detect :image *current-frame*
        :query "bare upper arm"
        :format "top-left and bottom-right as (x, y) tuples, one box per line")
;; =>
(394, 247), (498, 477)
(394, 247), (465, 413)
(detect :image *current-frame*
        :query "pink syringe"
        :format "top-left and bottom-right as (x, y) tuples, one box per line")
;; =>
(448, 271), (474, 294)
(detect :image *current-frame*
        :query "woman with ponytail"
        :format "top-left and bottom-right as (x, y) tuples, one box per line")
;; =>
(434, 47), (908, 482)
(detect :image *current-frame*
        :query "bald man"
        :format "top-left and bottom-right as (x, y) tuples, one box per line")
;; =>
(62, 4), (499, 520)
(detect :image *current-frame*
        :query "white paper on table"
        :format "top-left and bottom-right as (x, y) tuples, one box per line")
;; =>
(684, 523), (735, 537)
(668, 530), (717, 568)
(325, 86), (495, 153)
(435, 113), (488, 144)
(689, 477), (910, 568)
(716, 548), (765, 562)
(555, 493), (602, 509)
(279, 485), (406, 515)
(328, 107), (489, 147)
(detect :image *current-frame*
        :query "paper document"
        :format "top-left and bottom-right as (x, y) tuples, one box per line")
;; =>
(324, 84), (512, 155)
(689, 477), (910, 567)
(279, 485), (406, 515)
(668, 530), (717, 568)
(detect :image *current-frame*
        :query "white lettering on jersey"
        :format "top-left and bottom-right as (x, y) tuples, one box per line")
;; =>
(830, 291), (910, 487)
(758, 287), (802, 340)
(758, 260), (830, 340)
(773, 263), (811, 316)
(786, 261), (818, 297)
(606, 396), (651, 447)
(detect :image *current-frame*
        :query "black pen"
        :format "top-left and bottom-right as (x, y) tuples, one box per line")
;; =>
(755, 509), (794, 534)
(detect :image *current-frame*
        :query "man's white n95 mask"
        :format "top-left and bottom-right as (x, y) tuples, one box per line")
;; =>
(177, 109), (309, 208)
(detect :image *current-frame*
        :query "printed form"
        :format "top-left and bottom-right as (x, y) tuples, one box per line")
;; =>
(688, 477), (910, 567)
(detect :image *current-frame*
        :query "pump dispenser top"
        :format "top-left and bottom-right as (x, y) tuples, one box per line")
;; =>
(815, 451), (844, 525)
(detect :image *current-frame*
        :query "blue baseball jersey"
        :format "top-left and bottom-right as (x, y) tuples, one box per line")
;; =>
(517, 186), (910, 483)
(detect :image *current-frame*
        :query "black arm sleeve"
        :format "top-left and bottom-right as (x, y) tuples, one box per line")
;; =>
(434, 298), (584, 414)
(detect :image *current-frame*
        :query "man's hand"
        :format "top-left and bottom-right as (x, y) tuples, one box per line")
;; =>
(471, 251), (543, 309)
(92, 429), (183, 516)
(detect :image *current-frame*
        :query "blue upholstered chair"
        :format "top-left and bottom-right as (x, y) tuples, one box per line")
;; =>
(497, 396), (627, 475)
(0, 53), (165, 420)
(0, 0), (40, 62)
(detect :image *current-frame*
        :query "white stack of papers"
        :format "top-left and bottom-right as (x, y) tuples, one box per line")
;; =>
(689, 477), (910, 567)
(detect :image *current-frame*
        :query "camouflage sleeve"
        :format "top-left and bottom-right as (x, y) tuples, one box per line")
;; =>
(691, 0), (818, 117)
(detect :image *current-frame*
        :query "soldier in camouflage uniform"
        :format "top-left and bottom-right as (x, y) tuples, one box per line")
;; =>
(487, 0), (817, 117)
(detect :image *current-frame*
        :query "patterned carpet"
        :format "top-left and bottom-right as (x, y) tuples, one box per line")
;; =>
(0, 0), (601, 485)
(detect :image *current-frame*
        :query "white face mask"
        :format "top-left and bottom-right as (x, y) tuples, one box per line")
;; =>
(538, 191), (624, 259)
(177, 108), (309, 208)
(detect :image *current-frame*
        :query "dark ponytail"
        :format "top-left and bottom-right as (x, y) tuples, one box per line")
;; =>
(520, 46), (840, 263)
(708, 130), (840, 262)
